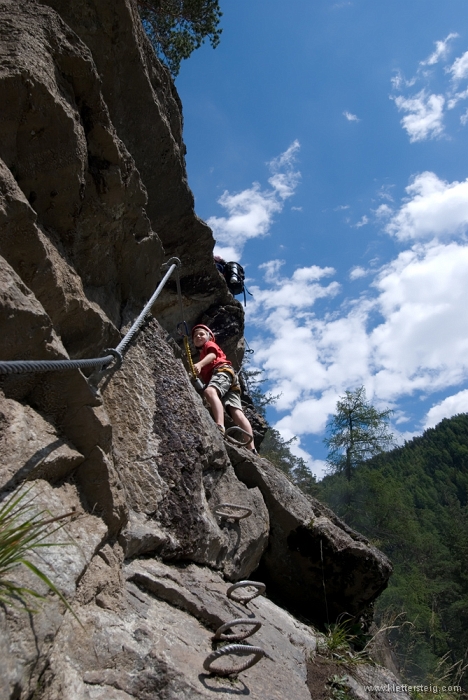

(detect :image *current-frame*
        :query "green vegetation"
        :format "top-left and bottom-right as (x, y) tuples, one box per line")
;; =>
(0, 488), (76, 614)
(319, 413), (468, 690)
(324, 386), (394, 481)
(137, 0), (223, 76)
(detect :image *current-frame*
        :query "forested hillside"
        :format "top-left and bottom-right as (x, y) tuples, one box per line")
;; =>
(319, 414), (468, 688)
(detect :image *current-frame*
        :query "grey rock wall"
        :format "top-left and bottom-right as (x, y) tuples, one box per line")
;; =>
(0, 1), (404, 698)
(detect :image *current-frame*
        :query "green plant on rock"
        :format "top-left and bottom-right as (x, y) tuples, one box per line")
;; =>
(0, 488), (76, 614)
(319, 619), (370, 665)
(327, 674), (354, 700)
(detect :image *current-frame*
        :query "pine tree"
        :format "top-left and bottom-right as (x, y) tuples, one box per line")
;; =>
(137, 0), (223, 76)
(324, 386), (393, 481)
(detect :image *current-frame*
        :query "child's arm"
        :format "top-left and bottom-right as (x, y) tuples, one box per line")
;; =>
(193, 352), (216, 376)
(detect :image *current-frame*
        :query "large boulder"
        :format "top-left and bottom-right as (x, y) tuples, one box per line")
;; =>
(228, 444), (392, 625)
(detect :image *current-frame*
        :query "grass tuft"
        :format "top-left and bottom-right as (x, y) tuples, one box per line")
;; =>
(0, 487), (79, 619)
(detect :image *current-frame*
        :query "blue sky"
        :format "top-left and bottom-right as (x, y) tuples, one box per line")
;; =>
(176, 0), (468, 478)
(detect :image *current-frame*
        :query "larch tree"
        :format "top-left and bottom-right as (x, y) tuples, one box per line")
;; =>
(324, 386), (394, 481)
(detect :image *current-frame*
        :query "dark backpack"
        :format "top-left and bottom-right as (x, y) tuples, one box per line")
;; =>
(223, 261), (252, 306)
(224, 261), (245, 295)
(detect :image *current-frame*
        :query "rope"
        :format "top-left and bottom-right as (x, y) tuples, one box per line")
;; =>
(214, 503), (252, 521)
(226, 580), (266, 605)
(0, 259), (180, 376)
(212, 618), (262, 642)
(203, 644), (265, 676)
(183, 335), (197, 377)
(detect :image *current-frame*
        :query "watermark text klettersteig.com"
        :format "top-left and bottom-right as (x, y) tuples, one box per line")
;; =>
(364, 685), (463, 694)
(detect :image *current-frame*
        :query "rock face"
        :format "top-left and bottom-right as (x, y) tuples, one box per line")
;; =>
(0, 2), (402, 698)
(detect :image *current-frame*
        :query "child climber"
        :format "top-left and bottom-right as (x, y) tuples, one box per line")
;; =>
(192, 324), (256, 452)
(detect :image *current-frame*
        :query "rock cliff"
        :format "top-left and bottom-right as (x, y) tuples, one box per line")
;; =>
(0, 2), (405, 698)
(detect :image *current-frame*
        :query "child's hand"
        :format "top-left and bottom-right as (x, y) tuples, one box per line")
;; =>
(193, 362), (201, 375)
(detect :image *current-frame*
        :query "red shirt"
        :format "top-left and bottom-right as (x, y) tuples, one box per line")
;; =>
(199, 340), (232, 383)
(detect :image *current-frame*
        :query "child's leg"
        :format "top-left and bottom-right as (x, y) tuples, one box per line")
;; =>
(228, 407), (255, 451)
(203, 386), (225, 427)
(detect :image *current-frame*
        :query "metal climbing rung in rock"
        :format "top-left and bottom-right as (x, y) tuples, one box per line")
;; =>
(214, 503), (252, 521)
(226, 580), (266, 604)
(224, 426), (253, 447)
(203, 644), (265, 676)
(212, 618), (262, 642)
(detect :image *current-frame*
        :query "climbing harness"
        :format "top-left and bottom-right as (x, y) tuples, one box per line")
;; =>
(213, 364), (241, 393)
(226, 580), (266, 605)
(214, 503), (252, 521)
(0, 258), (181, 377)
(203, 644), (265, 676)
(212, 618), (262, 642)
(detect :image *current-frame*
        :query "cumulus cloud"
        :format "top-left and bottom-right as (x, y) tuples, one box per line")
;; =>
(343, 111), (360, 122)
(248, 239), (468, 456)
(246, 171), (468, 454)
(386, 172), (468, 241)
(424, 390), (468, 429)
(370, 242), (468, 398)
(393, 91), (445, 142)
(209, 141), (300, 260)
(448, 50), (468, 81)
(421, 33), (459, 66)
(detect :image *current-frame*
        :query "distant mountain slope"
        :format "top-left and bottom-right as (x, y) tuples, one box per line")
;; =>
(319, 413), (468, 687)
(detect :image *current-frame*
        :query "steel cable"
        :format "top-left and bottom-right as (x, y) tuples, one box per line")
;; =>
(0, 259), (180, 376)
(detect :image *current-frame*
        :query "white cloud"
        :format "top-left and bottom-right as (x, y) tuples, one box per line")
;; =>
(375, 204), (393, 219)
(343, 111), (359, 122)
(386, 172), (468, 241)
(370, 242), (468, 399)
(249, 241), (468, 446)
(448, 50), (468, 81)
(349, 266), (367, 280)
(377, 185), (395, 203)
(393, 90), (445, 142)
(247, 186), (468, 447)
(354, 215), (369, 228)
(461, 109), (468, 126)
(424, 390), (468, 429)
(421, 33), (459, 66)
(209, 141), (300, 260)
(447, 87), (468, 109)
(391, 70), (417, 91)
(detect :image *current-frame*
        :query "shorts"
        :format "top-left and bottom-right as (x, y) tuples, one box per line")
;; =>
(208, 370), (243, 412)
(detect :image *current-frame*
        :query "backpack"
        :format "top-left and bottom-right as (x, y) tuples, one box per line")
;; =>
(224, 261), (245, 295)
(223, 261), (253, 306)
